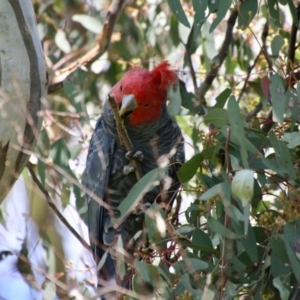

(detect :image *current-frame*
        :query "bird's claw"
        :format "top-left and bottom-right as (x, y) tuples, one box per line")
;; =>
(125, 150), (144, 162)
(123, 164), (135, 175)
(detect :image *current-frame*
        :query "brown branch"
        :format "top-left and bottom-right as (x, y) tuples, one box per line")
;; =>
(198, 9), (238, 102)
(182, 24), (199, 100)
(287, 3), (300, 74)
(246, 102), (263, 121)
(107, 94), (143, 180)
(48, 0), (125, 92)
(26, 163), (91, 251)
(261, 21), (273, 71)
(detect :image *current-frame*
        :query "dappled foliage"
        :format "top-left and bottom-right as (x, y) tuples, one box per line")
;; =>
(20, 0), (300, 299)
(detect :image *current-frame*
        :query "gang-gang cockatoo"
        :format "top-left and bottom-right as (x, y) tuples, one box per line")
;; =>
(83, 61), (185, 295)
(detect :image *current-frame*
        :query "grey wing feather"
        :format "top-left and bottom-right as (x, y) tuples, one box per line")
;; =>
(82, 117), (112, 261)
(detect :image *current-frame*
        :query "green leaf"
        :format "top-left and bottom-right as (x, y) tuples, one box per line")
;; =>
(64, 69), (87, 113)
(116, 235), (126, 280)
(113, 167), (167, 226)
(134, 260), (152, 283)
(269, 131), (296, 179)
(179, 80), (204, 115)
(210, 0), (231, 33)
(208, 0), (220, 13)
(268, 0), (281, 27)
(170, 15), (180, 46)
(270, 236), (289, 263)
(227, 96), (249, 168)
(37, 160), (46, 187)
(178, 153), (202, 183)
(241, 223), (258, 262)
(213, 88), (232, 108)
(199, 182), (223, 201)
(231, 169), (254, 206)
(204, 108), (229, 127)
(174, 274), (203, 298)
(282, 132), (300, 149)
(238, 0), (258, 27)
(271, 35), (284, 57)
(51, 138), (75, 179)
(284, 221), (300, 280)
(286, 88), (300, 123)
(168, 85), (182, 116)
(55, 29), (71, 53)
(97, 250), (108, 272)
(174, 257), (209, 274)
(193, 0), (208, 38)
(167, 0), (190, 28)
(273, 277), (290, 300)
(72, 15), (103, 34)
(208, 217), (245, 239)
(35, 129), (50, 158)
(145, 202), (167, 248)
(192, 228), (214, 250)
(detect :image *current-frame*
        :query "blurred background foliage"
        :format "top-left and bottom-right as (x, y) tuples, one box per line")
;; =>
(12, 0), (300, 299)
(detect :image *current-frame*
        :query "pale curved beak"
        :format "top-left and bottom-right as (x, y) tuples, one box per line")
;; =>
(119, 94), (137, 117)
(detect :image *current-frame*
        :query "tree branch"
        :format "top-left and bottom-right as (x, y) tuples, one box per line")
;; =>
(26, 163), (91, 251)
(198, 9), (238, 103)
(107, 94), (143, 180)
(48, 0), (125, 92)
(182, 24), (199, 99)
(287, 3), (300, 75)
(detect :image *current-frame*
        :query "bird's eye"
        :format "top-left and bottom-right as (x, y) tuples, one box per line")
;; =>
(143, 104), (150, 108)
(120, 85), (123, 91)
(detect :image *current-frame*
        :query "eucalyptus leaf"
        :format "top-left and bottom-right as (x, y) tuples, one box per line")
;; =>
(167, 0), (190, 28)
(208, 217), (245, 239)
(231, 169), (254, 207)
(238, 0), (258, 27)
(210, 0), (231, 33)
(271, 35), (284, 57)
(178, 153), (202, 183)
(112, 167), (167, 226)
(55, 29), (71, 53)
(205, 108), (229, 127)
(270, 74), (286, 123)
(72, 14), (103, 34)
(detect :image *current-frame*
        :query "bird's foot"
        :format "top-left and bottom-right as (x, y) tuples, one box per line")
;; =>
(125, 150), (144, 162)
(123, 164), (135, 175)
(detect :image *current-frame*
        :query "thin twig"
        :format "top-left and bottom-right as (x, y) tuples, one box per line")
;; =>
(48, 0), (125, 92)
(26, 163), (91, 251)
(107, 94), (143, 180)
(182, 24), (199, 99)
(198, 9), (238, 103)
(261, 21), (273, 71)
(287, 4), (300, 74)
(246, 102), (263, 121)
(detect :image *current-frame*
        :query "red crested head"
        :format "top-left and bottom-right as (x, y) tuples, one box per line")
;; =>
(109, 61), (177, 126)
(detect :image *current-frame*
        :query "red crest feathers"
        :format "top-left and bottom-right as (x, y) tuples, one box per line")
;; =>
(150, 61), (177, 89)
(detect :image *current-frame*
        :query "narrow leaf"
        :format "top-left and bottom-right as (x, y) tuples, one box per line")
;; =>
(210, 0), (231, 33)
(238, 0), (258, 27)
(178, 153), (202, 183)
(72, 15), (103, 34)
(167, 0), (190, 28)
(208, 217), (244, 239)
(231, 169), (254, 206)
(213, 88), (232, 108)
(204, 108), (229, 127)
(112, 167), (167, 226)
(271, 35), (284, 57)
